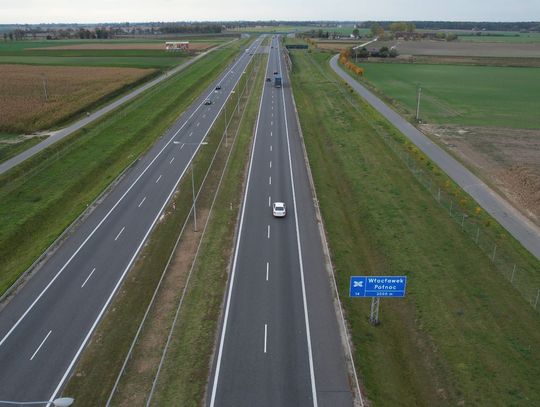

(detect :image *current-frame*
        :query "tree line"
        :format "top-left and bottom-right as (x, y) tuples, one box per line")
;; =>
(361, 21), (540, 32)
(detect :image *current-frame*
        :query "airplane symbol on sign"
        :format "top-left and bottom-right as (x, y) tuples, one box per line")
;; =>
(353, 281), (363, 288)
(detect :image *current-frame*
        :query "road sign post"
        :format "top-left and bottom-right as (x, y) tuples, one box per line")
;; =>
(370, 297), (380, 325)
(350, 276), (407, 325)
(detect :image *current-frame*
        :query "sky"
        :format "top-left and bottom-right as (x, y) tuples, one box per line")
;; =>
(1, 0), (539, 24)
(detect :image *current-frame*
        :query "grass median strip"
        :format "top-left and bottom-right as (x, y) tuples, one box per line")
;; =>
(63, 52), (265, 406)
(290, 49), (540, 406)
(0, 38), (249, 297)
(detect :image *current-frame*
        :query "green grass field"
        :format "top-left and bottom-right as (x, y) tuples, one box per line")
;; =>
(357, 62), (540, 129)
(0, 38), (224, 69)
(291, 49), (540, 406)
(0, 38), (249, 297)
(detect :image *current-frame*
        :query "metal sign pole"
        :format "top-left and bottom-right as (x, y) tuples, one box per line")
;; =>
(350, 275), (407, 326)
(370, 297), (380, 326)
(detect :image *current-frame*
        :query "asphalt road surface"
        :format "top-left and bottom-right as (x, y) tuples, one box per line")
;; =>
(330, 55), (540, 260)
(0, 39), (237, 176)
(207, 37), (355, 407)
(0, 37), (264, 405)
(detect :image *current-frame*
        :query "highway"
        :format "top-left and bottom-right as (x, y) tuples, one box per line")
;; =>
(0, 37), (264, 404)
(208, 37), (355, 407)
(330, 55), (540, 260)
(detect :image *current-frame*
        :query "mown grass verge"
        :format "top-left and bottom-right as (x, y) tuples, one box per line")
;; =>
(0, 38), (249, 297)
(290, 49), (540, 406)
(63, 51), (265, 406)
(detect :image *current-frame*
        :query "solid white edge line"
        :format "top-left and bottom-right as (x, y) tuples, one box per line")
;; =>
(209, 39), (270, 407)
(278, 38), (319, 407)
(0, 44), (252, 349)
(46, 39), (264, 405)
(30, 330), (52, 361)
(81, 267), (96, 288)
(264, 324), (268, 353)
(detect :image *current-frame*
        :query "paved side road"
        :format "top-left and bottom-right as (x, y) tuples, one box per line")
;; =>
(330, 54), (540, 260)
(0, 39), (237, 176)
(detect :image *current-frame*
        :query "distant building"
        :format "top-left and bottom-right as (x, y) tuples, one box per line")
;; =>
(165, 41), (189, 51)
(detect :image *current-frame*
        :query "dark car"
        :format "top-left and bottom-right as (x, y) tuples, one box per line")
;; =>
(215, 85), (221, 90)
(266, 77), (272, 82)
(273, 71), (279, 75)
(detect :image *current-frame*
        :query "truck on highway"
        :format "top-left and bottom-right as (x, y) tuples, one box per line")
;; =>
(274, 76), (282, 88)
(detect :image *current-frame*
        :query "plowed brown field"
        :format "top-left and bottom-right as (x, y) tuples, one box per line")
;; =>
(0, 64), (155, 133)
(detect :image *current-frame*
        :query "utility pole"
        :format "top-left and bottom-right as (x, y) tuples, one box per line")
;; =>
(415, 86), (422, 122)
(42, 73), (49, 102)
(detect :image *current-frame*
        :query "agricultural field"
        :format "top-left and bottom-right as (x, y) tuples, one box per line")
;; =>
(458, 32), (540, 43)
(29, 42), (214, 51)
(313, 38), (540, 58)
(0, 38), (222, 69)
(0, 64), (156, 134)
(355, 61), (540, 226)
(0, 37), (226, 144)
(377, 40), (540, 58)
(291, 49), (540, 407)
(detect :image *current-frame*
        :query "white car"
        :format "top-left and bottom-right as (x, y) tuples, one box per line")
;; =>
(272, 202), (286, 217)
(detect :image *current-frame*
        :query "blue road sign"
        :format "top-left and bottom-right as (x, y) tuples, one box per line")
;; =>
(349, 276), (407, 298)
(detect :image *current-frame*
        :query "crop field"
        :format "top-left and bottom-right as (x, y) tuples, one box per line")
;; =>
(357, 61), (540, 225)
(0, 38), (223, 69)
(291, 49), (540, 407)
(375, 40), (540, 58)
(458, 32), (540, 43)
(0, 64), (156, 133)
